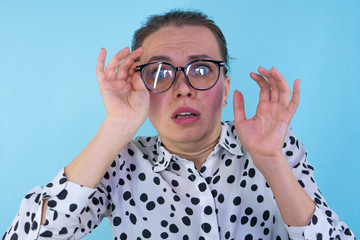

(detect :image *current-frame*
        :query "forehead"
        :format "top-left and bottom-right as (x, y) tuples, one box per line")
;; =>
(140, 25), (222, 63)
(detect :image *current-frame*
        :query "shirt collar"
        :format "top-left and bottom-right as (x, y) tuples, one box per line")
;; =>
(218, 121), (244, 156)
(152, 121), (243, 173)
(152, 138), (173, 172)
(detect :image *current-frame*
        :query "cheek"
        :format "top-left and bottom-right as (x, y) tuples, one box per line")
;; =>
(207, 84), (225, 110)
(198, 85), (225, 122)
(148, 93), (167, 125)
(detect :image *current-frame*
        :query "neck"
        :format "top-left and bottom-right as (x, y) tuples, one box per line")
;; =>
(161, 135), (220, 171)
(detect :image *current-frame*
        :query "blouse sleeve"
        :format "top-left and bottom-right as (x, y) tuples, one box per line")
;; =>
(3, 168), (111, 240)
(283, 129), (355, 239)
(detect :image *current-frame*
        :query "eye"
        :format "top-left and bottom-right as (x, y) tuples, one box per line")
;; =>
(191, 65), (211, 77)
(147, 64), (173, 80)
(151, 69), (172, 79)
(196, 66), (209, 76)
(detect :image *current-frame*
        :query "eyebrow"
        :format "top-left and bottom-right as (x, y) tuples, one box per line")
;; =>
(147, 55), (171, 63)
(147, 54), (214, 63)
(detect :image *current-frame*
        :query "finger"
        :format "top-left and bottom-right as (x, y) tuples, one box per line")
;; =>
(250, 72), (271, 102)
(116, 48), (144, 81)
(288, 79), (301, 115)
(126, 62), (144, 86)
(128, 61), (143, 78)
(96, 48), (107, 83)
(233, 90), (247, 125)
(257, 66), (271, 78)
(131, 66), (147, 92)
(104, 47), (131, 81)
(269, 67), (291, 105)
(267, 68), (280, 102)
(258, 66), (280, 102)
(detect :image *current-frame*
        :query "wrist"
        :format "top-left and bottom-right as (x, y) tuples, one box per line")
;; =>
(103, 116), (142, 137)
(65, 117), (141, 188)
(250, 152), (288, 180)
(251, 153), (315, 226)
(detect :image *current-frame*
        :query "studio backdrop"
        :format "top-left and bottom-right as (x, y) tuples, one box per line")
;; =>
(1, 0), (359, 238)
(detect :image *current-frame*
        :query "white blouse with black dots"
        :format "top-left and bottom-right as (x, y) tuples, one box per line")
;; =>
(4, 121), (355, 240)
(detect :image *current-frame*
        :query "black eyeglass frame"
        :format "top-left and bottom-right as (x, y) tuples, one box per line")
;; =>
(135, 59), (226, 93)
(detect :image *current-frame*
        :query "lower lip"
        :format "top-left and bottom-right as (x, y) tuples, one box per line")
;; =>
(172, 115), (200, 125)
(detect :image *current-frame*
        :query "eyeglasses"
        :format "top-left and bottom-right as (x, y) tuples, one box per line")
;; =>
(135, 59), (225, 93)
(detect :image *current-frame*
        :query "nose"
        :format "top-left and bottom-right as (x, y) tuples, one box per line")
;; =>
(172, 68), (196, 98)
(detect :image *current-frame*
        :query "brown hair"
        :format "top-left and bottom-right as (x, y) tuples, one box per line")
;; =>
(132, 10), (229, 74)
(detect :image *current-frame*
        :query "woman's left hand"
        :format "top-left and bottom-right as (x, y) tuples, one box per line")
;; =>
(233, 66), (300, 176)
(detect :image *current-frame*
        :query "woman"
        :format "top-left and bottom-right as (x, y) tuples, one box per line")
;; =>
(4, 10), (355, 240)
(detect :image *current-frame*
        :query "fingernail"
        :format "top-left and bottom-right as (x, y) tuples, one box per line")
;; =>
(121, 47), (130, 53)
(259, 66), (269, 73)
(136, 47), (144, 53)
(259, 66), (268, 73)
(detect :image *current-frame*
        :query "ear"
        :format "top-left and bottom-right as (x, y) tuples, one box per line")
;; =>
(223, 75), (231, 107)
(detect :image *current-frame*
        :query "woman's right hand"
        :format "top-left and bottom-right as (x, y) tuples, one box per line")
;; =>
(62, 47), (149, 189)
(96, 47), (149, 126)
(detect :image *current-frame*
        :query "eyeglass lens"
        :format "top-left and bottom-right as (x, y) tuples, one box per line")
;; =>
(142, 61), (219, 92)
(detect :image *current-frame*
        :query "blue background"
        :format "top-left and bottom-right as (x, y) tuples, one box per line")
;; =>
(1, 0), (359, 238)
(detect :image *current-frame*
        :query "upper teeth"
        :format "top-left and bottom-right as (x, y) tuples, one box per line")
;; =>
(178, 112), (192, 116)
(175, 112), (195, 118)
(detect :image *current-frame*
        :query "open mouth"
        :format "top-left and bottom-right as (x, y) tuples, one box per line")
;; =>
(174, 112), (198, 119)
(171, 107), (201, 124)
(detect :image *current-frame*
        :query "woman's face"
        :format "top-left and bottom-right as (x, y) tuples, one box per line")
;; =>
(140, 25), (230, 149)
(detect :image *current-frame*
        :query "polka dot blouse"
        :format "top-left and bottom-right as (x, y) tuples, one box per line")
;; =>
(4, 122), (355, 239)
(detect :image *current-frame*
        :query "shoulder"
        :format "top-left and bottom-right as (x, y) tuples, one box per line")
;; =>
(115, 135), (159, 162)
(129, 135), (158, 154)
(100, 135), (159, 186)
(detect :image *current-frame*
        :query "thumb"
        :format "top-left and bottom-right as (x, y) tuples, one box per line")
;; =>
(233, 90), (247, 125)
(132, 70), (147, 92)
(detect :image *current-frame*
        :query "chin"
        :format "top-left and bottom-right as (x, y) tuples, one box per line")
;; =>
(166, 127), (210, 143)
